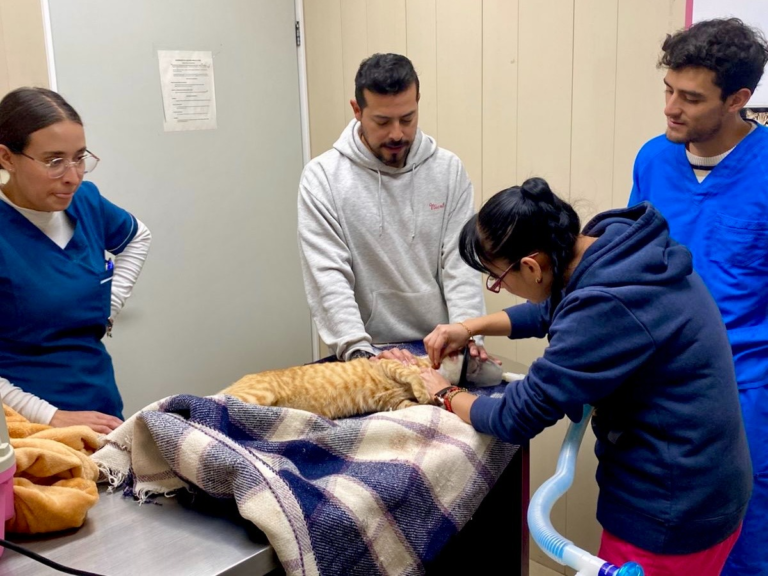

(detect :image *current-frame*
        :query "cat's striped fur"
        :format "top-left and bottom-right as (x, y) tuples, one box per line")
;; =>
(220, 357), (438, 419)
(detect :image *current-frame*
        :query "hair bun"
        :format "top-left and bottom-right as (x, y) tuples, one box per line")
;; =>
(519, 177), (553, 202)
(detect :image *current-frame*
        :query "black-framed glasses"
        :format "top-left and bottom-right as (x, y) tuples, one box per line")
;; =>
(485, 252), (539, 293)
(18, 150), (100, 179)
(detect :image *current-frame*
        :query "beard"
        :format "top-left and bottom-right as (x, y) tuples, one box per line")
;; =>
(360, 129), (411, 168)
(666, 114), (724, 146)
(373, 143), (411, 167)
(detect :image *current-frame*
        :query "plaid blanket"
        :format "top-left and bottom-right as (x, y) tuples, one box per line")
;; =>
(92, 392), (519, 576)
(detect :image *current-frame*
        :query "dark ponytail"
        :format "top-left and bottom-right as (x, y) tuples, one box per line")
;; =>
(459, 177), (580, 311)
(0, 87), (82, 155)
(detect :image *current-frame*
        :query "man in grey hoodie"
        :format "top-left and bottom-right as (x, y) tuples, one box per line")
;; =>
(298, 53), (486, 361)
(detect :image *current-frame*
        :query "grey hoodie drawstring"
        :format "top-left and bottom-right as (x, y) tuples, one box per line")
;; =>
(378, 165), (418, 238)
(377, 169), (383, 235)
(410, 164), (418, 240)
(375, 160), (419, 238)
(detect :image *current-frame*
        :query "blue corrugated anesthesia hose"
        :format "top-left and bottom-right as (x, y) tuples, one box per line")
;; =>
(527, 405), (644, 576)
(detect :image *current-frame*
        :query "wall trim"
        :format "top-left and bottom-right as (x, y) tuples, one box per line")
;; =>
(39, 0), (57, 90)
(294, 0), (319, 361)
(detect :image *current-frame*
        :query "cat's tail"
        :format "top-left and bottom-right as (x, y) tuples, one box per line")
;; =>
(501, 372), (526, 382)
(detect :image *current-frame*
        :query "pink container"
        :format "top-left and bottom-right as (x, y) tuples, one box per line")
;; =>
(0, 404), (15, 557)
(0, 463), (15, 556)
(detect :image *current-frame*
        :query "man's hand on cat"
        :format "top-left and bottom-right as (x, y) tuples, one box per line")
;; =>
(375, 348), (418, 365)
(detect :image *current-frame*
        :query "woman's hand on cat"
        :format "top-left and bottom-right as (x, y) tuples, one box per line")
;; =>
(467, 341), (490, 363)
(419, 367), (451, 397)
(424, 323), (471, 368)
(376, 348), (419, 365)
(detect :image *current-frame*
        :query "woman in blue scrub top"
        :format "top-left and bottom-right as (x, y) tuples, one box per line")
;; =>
(0, 87), (151, 434)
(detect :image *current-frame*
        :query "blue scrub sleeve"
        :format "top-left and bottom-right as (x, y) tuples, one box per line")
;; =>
(95, 185), (138, 254)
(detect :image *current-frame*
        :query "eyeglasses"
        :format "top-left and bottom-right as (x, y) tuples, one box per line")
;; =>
(485, 252), (539, 293)
(18, 150), (99, 179)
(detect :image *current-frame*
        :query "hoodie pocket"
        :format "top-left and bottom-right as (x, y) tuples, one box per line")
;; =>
(706, 213), (768, 268)
(365, 287), (449, 344)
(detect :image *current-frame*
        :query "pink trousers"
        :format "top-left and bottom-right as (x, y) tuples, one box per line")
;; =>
(598, 525), (742, 576)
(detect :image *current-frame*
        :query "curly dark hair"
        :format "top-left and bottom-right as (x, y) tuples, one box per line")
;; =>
(354, 53), (420, 109)
(660, 18), (768, 100)
(459, 177), (580, 314)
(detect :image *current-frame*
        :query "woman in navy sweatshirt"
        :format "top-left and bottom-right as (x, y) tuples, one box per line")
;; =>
(421, 177), (752, 576)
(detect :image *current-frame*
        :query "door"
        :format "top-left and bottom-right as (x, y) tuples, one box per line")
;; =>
(47, 0), (311, 416)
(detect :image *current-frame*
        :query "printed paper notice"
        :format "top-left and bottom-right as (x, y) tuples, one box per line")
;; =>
(158, 50), (217, 132)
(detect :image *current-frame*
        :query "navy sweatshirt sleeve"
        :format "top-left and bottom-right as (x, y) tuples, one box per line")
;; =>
(504, 301), (550, 339)
(471, 290), (656, 444)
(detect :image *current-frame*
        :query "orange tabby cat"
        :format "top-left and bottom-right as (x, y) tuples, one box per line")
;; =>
(220, 353), (516, 420)
(220, 357), (436, 419)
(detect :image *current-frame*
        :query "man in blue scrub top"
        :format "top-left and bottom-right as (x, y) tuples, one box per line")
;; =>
(629, 18), (768, 575)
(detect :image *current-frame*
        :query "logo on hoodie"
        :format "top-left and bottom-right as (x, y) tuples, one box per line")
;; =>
(429, 202), (445, 211)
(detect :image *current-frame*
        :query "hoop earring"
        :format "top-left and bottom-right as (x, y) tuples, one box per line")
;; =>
(536, 277), (542, 284)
